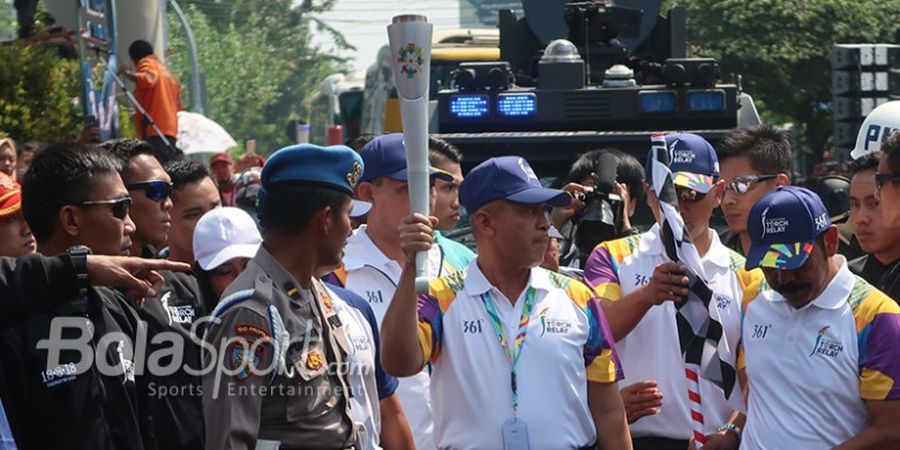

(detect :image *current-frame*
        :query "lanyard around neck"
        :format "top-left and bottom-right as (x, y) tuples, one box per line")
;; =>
(480, 287), (536, 414)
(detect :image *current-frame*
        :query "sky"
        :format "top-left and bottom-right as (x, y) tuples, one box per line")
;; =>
(308, 0), (463, 71)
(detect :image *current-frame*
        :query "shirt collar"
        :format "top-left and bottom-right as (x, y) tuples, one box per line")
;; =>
(464, 258), (553, 298)
(768, 255), (853, 310)
(638, 224), (731, 269)
(702, 231), (732, 269)
(253, 245), (304, 293)
(638, 223), (663, 255)
(342, 225), (393, 271)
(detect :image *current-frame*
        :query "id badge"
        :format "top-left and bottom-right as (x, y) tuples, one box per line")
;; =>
(501, 417), (530, 450)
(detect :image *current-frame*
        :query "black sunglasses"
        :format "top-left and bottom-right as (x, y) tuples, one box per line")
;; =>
(875, 172), (900, 191)
(72, 196), (132, 220)
(675, 186), (707, 203)
(127, 181), (172, 202)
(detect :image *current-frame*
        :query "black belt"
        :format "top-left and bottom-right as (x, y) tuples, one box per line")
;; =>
(632, 436), (690, 450)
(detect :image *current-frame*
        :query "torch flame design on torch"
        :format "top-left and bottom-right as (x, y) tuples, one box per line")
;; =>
(388, 14), (433, 293)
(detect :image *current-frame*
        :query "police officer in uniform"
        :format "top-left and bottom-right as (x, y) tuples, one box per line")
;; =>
(202, 144), (367, 450)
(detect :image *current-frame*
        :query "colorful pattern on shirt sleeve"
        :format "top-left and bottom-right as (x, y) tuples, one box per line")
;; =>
(851, 277), (900, 400)
(551, 272), (623, 383)
(416, 271), (465, 365)
(583, 235), (639, 301)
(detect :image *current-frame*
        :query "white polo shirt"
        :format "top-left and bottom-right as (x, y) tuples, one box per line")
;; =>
(583, 225), (761, 439)
(335, 225), (453, 450)
(324, 284), (384, 450)
(741, 256), (900, 449)
(417, 260), (622, 450)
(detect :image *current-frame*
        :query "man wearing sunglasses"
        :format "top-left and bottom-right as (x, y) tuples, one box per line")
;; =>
(7, 142), (150, 449)
(872, 132), (900, 300)
(104, 138), (207, 450)
(716, 125), (792, 255)
(583, 133), (761, 450)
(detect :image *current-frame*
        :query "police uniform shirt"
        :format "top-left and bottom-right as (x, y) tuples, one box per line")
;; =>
(741, 256), (900, 449)
(325, 283), (400, 450)
(202, 246), (354, 450)
(334, 225), (450, 450)
(138, 269), (206, 450)
(416, 260), (622, 449)
(583, 225), (761, 439)
(0, 287), (146, 450)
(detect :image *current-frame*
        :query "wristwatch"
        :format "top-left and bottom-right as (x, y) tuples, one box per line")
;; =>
(66, 245), (92, 297)
(717, 423), (742, 441)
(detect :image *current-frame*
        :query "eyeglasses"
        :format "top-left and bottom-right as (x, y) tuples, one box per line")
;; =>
(725, 174), (779, 194)
(675, 187), (707, 203)
(875, 172), (900, 192)
(127, 181), (172, 202)
(72, 197), (132, 220)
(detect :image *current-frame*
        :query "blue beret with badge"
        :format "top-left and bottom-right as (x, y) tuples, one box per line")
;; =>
(261, 143), (364, 194)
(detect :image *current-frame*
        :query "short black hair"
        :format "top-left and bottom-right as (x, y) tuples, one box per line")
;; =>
(717, 124), (792, 175)
(346, 134), (378, 152)
(882, 131), (900, 174)
(428, 136), (462, 165)
(22, 143), (121, 242)
(18, 140), (43, 156)
(848, 153), (880, 176)
(567, 148), (645, 204)
(128, 40), (154, 63)
(164, 159), (212, 200)
(259, 185), (349, 232)
(100, 138), (156, 181)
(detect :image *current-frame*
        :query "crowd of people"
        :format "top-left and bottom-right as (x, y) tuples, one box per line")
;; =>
(0, 109), (899, 450)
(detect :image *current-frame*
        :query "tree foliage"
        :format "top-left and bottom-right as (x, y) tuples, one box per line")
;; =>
(0, 43), (83, 143)
(684, 0), (900, 155)
(167, 0), (349, 154)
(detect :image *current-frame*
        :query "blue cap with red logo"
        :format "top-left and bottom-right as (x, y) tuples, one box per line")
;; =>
(745, 186), (831, 270)
(646, 133), (720, 193)
(459, 156), (571, 213)
(359, 133), (453, 183)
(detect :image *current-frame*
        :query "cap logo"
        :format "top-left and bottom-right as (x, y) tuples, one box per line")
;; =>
(814, 212), (828, 230)
(761, 205), (788, 238)
(518, 158), (538, 181)
(673, 149), (696, 164)
(346, 161), (363, 187)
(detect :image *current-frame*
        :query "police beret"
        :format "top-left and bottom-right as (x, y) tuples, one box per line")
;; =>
(261, 144), (364, 195)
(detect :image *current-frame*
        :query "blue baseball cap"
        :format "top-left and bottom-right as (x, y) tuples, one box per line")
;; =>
(459, 156), (571, 213)
(646, 133), (720, 193)
(259, 143), (370, 215)
(358, 134), (454, 183)
(745, 186), (831, 270)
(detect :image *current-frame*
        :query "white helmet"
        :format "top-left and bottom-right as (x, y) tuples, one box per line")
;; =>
(851, 100), (900, 160)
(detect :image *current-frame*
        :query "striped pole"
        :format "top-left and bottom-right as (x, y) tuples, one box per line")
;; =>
(685, 364), (705, 447)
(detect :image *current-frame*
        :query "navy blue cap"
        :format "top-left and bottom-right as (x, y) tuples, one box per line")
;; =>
(459, 156), (571, 213)
(646, 133), (720, 193)
(745, 186), (831, 270)
(359, 133), (454, 183)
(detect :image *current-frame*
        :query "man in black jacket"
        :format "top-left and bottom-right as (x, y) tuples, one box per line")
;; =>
(104, 138), (206, 449)
(848, 153), (900, 301)
(1, 142), (150, 450)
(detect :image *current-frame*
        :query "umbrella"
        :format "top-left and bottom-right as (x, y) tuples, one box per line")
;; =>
(176, 111), (238, 155)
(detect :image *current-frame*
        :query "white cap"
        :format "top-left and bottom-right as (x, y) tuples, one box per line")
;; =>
(193, 207), (262, 270)
(851, 100), (900, 160)
(351, 199), (372, 218)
